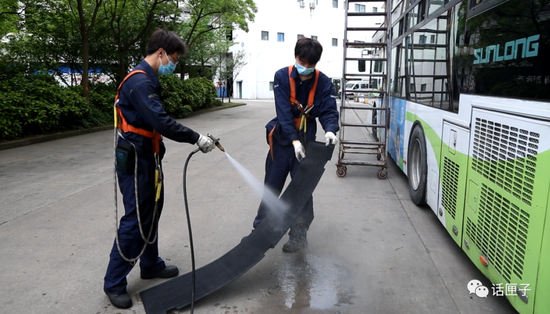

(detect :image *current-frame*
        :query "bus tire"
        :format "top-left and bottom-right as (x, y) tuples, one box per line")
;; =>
(407, 125), (427, 206)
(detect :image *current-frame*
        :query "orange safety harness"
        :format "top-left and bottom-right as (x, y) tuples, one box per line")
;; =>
(267, 65), (320, 161)
(114, 70), (162, 155)
(112, 69), (165, 264)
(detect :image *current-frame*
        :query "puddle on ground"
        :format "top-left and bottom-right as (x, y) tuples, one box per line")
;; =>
(273, 253), (355, 310)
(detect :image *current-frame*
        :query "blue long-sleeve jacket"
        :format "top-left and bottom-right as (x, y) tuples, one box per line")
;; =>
(117, 60), (199, 154)
(267, 66), (339, 145)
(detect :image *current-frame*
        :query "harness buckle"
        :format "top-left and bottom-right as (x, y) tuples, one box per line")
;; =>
(303, 104), (314, 115)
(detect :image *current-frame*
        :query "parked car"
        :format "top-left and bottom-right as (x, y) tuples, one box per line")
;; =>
(339, 80), (372, 99)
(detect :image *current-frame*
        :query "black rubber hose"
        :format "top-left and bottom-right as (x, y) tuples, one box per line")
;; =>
(183, 148), (200, 313)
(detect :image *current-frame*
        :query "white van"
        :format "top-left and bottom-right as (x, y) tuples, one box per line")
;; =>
(340, 80), (375, 99)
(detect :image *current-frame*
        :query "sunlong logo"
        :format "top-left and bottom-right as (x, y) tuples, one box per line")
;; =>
(473, 34), (540, 64)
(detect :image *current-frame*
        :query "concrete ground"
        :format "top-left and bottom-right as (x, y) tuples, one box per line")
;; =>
(0, 100), (518, 314)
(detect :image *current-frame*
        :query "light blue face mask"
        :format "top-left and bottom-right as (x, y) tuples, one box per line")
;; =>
(158, 52), (177, 75)
(295, 62), (315, 75)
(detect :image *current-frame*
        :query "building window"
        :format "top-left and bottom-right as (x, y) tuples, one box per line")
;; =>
(332, 38), (338, 46)
(269, 82), (274, 91)
(373, 7), (378, 12)
(419, 35), (427, 44)
(261, 31), (269, 41)
(332, 0), (338, 8)
(374, 60), (383, 72)
(312, 35), (318, 40)
(430, 35), (436, 43)
(277, 32), (285, 42)
(355, 4), (365, 12)
(298, 34), (304, 40)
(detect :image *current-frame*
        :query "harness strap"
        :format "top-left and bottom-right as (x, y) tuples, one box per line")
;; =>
(268, 122), (277, 161)
(114, 70), (162, 154)
(287, 66), (319, 130)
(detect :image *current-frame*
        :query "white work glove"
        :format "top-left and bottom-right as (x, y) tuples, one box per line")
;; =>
(325, 131), (338, 146)
(196, 134), (215, 153)
(292, 140), (306, 162)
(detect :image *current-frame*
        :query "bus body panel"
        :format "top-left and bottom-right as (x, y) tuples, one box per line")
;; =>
(535, 205), (550, 314)
(391, 93), (550, 314)
(388, 0), (549, 312)
(461, 105), (550, 314)
(390, 97), (447, 222)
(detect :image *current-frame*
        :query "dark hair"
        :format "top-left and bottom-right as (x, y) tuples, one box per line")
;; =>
(294, 37), (323, 65)
(146, 28), (187, 56)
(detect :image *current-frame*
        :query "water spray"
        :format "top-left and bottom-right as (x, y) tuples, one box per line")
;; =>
(182, 134), (287, 313)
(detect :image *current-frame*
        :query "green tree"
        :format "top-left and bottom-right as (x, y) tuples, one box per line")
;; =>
(6, 1), (82, 81)
(221, 49), (246, 102)
(177, 0), (256, 75)
(0, 0), (20, 37)
(102, 0), (180, 84)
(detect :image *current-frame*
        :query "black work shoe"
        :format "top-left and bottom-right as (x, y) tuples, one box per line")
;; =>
(141, 265), (179, 280)
(104, 289), (132, 309)
(282, 238), (307, 253)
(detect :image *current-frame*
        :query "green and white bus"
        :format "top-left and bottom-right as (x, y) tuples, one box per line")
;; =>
(386, 0), (549, 313)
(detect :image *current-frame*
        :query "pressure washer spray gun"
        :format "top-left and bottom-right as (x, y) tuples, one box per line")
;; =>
(207, 134), (225, 152)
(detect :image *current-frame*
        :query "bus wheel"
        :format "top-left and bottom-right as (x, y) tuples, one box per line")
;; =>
(408, 125), (427, 206)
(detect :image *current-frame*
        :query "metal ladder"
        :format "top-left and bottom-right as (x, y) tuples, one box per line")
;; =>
(336, 0), (391, 179)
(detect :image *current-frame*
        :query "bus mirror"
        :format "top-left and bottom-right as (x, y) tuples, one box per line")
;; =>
(358, 60), (365, 72)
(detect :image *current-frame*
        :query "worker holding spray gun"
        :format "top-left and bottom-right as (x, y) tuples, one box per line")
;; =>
(104, 28), (218, 309)
(253, 37), (339, 253)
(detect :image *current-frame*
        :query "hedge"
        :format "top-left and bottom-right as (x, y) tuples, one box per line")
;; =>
(159, 75), (221, 118)
(0, 74), (219, 140)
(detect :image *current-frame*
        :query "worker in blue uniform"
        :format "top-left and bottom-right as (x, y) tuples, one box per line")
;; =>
(103, 28), (217, 309)
(253, 37), (339, 253)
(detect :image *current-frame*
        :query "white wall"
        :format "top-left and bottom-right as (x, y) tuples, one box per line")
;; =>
(230, 0), (347, 99)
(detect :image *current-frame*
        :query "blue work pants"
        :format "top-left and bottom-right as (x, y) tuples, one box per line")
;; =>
(253, 140), (314, 232)
(104, 153), (166, 294)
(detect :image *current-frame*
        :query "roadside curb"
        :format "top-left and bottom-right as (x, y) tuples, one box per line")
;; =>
(186, 102), (246, 117)
(0, 102), (246, 151)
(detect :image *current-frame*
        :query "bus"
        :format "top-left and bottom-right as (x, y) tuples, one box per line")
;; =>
(385, 1), (549, 313)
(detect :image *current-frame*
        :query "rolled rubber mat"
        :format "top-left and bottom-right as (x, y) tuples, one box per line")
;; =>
(139, 142), (334, 314)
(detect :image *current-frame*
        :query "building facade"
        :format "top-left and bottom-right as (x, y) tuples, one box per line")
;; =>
(229, 0), (351, 99)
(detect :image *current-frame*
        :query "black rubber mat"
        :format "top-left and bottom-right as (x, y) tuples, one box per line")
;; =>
(140, 141), (334, 314)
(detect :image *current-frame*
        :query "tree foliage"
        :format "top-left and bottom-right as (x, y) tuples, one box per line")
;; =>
(0, 0), (20, 37)
(0, 0), (256, 139)
(219, 49), (246, 102)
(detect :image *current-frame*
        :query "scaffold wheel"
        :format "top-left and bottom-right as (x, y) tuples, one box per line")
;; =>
(336, 166), (347, 178)
(377, 169), (387, 179)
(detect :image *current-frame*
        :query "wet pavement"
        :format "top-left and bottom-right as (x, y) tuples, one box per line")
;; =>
(0, 100), (518, 314)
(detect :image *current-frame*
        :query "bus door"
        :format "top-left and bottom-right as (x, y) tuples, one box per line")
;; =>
(438, 121), (470, 246)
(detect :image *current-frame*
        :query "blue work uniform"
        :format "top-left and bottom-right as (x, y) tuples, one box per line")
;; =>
(104, 60), (199, 295)
(253, 66), (339, 229)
